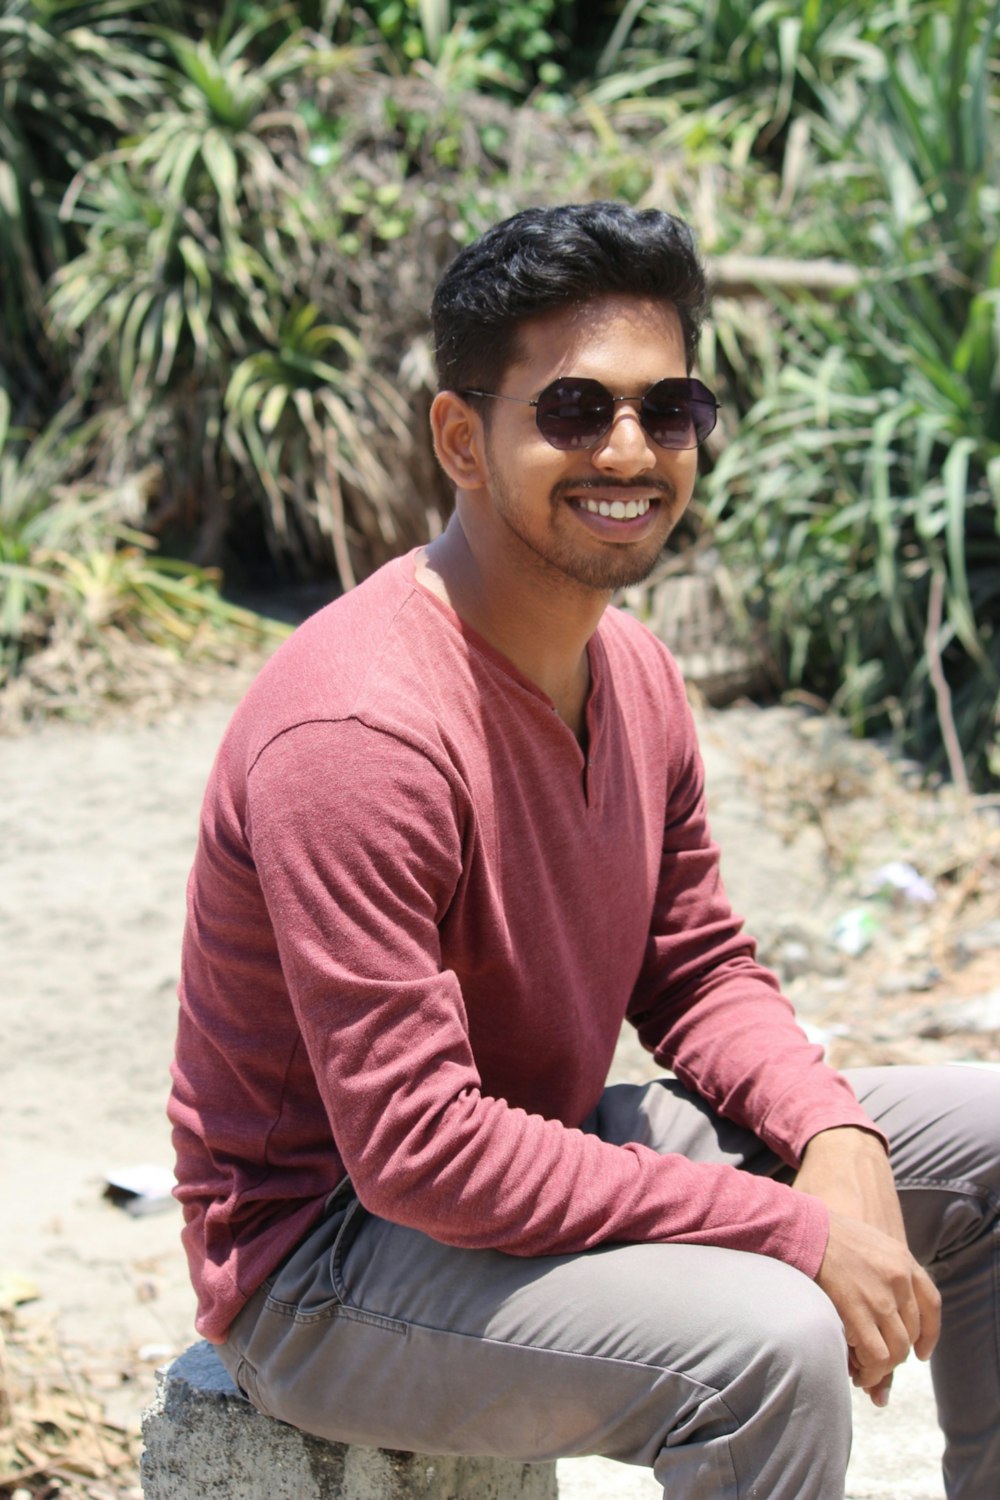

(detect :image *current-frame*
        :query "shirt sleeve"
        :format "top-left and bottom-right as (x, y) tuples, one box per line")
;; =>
(627, 688), (884, 1167)
(245, 715), (835, 1275)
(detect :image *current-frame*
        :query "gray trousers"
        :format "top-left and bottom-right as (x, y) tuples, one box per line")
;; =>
(218, 1065), (1000, 1499)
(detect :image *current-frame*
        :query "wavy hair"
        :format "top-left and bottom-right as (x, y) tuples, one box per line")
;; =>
(431, 202), (709, 394)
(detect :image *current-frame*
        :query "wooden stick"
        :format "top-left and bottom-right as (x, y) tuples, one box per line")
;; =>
(708, 254), (862, 299)
(925, 569), (972, 797)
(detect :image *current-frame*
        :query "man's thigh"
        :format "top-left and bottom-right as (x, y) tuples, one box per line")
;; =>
(604, 1064), (1000, 1239)
(220, 1073), (853, 1493)
(590, 1075), (784, 1174)
(223, 1192), (846, 1497)
(842, 1063), (1000, 1258)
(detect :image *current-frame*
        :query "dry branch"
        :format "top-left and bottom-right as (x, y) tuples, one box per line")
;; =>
(708, 254), (862, 299)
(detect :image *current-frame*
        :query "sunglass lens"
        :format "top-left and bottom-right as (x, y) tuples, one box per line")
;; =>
(686, 379), (719, 445)
(642, 379), (717, 449)
(534, 379), (613, 450)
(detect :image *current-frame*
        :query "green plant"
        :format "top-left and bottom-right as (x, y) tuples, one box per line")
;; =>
(225, 304), (411, 586)
(49, 13), (323, 397)
(44, 14), (395, 581)
(668, 0), (998, 788)
(708, 295), (996, 749)
(0, 391), (289, 706)
(0, 0), (171, 397)
(590, 0), (890, 159)
(351, 0), (573, 92)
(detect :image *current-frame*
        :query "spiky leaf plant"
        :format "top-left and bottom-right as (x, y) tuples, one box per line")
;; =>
(704, 0), (1000, 786)
(0, 0), (170, 400)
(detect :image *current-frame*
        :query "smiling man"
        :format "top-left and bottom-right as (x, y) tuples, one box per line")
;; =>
(170, 202), (1000, 1499)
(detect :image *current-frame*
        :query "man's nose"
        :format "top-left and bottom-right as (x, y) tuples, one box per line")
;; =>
(589, 405), (657, 475)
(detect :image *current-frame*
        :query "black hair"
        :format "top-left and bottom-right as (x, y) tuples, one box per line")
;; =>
(431, 201), (709, 394)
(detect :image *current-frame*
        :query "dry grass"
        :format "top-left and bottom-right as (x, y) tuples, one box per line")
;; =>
(0, 619), (275, 735)
(0, 1312), (140, 1500)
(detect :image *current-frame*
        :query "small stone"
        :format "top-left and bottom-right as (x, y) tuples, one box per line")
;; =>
(956, 921), (1000, 963)
(876, 967), (941, 996)
(775, 940), (812, 980)
(918, 989), (1000, 1038)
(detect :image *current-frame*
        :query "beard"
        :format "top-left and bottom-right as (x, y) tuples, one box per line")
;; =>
(483, 450), (683, 595)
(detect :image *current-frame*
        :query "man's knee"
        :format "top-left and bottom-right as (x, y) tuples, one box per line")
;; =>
(634, 1248), (850, 1425)
(850, 1063), (1000, 1181)
(761, 1268), (849, 1400)
(645, 1262), (851, 1499)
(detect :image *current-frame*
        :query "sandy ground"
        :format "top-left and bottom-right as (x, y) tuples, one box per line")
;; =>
(2, 673), (997, 1498)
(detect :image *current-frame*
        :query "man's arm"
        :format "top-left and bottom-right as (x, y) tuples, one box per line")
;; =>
(627, 692), (881, 1168)
(623, 670), (940, 1397)
(243, 716), (829, 1270)
(794, 1127), (941, 1405)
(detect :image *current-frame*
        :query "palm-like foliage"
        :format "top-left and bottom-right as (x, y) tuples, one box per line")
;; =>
(705, 0), (1000, 784)
(590, 0), (887, 157)
(0, 0), (175, 397)
(225, 305), (411, 587)
(49, 15), (319, 399)
(130, 19), (313, 237)
(46, 14), (387, 576)
(44, 15), (612, 582)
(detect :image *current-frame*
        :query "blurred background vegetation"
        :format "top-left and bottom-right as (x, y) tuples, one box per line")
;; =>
(1, 0), (997, 786)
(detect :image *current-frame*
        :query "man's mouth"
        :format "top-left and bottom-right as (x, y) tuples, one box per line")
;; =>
(573, 496), (653, 521)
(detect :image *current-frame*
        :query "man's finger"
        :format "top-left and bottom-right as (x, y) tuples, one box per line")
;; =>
(865, 1373), (893, 1409)
(914, 1267), (942, 1360)
(842, 1318), (893, 1392)
(891, 1269), (923, 1349)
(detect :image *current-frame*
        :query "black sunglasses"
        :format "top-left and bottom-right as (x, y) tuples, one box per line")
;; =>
(460, 376), (718, 452)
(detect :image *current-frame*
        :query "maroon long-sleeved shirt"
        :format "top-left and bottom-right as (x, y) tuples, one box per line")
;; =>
(169, 551), (877, 1342)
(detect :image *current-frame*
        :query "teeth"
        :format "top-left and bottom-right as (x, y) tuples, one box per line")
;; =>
(578, 497), (652, 519)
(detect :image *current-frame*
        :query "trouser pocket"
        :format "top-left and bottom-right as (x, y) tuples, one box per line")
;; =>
(263, 1181), (363, 1322)
(220, 1185), (365, 1418)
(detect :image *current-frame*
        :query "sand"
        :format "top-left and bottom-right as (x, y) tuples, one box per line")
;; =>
(3, 677), (994, 1496)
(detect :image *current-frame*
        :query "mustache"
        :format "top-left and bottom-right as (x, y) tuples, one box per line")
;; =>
(552, 476), (676, 501)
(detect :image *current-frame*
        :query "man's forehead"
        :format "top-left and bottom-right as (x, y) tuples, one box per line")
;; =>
(505, 295), (685, 376)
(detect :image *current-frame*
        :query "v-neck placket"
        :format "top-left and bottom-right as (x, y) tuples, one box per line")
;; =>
(580, 633), (606, 812)
(410, 559), (609, 811)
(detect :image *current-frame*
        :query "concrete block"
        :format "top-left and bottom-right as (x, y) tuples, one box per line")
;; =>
(141, 1342), (559, 1500)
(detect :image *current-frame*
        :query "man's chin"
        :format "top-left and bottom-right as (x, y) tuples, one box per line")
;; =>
(561, 533), (674, 594)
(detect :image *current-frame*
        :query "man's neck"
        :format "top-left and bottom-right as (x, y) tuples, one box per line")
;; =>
(417, 513), (607, 736)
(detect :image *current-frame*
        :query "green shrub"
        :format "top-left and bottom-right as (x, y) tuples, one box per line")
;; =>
(0, 392), (288, 706)
(0, 0), (172, 401)
(703, 0), (1000, 785)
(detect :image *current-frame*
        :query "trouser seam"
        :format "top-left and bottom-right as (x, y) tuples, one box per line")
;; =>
(896, 1174), (1000, 1215)
(382, 1311), (732, 1394)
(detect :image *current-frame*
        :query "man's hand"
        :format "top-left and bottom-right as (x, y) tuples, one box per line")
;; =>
(793, 1127), (940, 1407)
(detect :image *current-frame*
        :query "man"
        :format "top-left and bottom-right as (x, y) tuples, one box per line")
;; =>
(170, 202), (999, 1499)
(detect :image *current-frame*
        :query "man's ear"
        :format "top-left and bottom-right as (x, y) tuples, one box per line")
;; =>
(430, 391), (488, 490)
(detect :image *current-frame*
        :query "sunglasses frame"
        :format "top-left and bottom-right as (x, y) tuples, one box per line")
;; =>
(460, 376), (718, 452)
